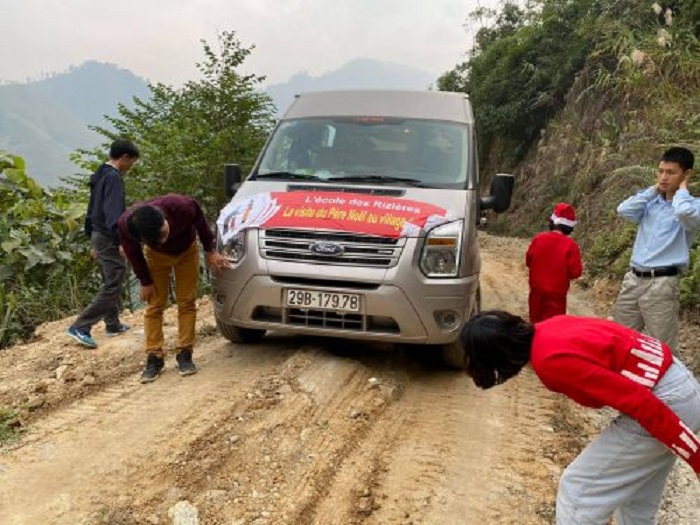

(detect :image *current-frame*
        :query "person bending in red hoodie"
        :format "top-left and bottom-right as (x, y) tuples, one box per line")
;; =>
(526, 203), (582, 322)
(461, 311), (700, 525)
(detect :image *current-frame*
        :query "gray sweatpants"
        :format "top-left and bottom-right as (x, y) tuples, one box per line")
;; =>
(613, 271), (680, 353)
(73, 231), (127, 332)
(556, 359), (700, 524)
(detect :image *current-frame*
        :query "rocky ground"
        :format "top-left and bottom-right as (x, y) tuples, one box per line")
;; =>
(0, 233), (697, 525)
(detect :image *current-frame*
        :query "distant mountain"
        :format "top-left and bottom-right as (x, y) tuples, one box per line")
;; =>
(0, 86), (101, 184)
(0, 61), (150, 186)
(1, 59), (434, 185)
(265, 58), (436, 116)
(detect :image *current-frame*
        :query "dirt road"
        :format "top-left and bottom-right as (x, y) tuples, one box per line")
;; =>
(0, 235), (697, 524)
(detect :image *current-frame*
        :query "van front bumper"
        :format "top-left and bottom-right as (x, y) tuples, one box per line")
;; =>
(212, 273), (478, 345)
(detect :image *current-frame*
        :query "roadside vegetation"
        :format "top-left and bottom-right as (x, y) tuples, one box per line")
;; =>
(0, 152), (95, 348)
(0, 408), (21, 443)
(0, 31), (273, 350)
(440, 0), (700, 312)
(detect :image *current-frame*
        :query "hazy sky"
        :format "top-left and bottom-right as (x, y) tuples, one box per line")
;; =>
(0, 0), (499, 87)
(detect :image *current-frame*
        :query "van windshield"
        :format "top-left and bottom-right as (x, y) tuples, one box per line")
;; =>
(256, 117), (470, 189)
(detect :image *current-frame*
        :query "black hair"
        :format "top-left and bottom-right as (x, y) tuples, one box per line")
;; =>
(126, 205), (165, 246)
(460, 310), (534, 389)
(661, 147), (694, 171)
(548, 220), (574, 236)
(110, 139), (140, 159)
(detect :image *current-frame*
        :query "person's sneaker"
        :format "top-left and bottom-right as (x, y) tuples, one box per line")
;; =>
(140, 354), (165, 384)
(67, 326), (97, 349)
(175, 348), (197, 377)
(105, 323), (130, 337)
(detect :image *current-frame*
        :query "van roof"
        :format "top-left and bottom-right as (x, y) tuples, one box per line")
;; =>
(282, 90), (473, 124)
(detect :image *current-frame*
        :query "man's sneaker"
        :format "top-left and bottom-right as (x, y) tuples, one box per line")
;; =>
(67, 326), (97, 349)
(176, 348), (197, 377)
(140, 354), (165, 384)
(105, 323), (130, 337)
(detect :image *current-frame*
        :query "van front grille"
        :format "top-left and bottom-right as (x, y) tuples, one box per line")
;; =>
(251, 306), (400, 334)
(259, 229), (404, 268)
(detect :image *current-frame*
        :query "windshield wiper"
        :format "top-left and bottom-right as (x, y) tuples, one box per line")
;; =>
(328, 175), (434, 188)
(254, 171), (326, 181)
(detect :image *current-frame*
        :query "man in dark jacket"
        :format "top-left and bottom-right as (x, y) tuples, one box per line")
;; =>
(67, 139), (139, 348)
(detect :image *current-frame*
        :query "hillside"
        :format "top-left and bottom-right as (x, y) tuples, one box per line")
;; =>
(26, 61), (151, 126)
(495, 34), (700, 311)
(439, 0), (700, 312)
(0, 85), (100, 185)
(0, 61), (149, 187)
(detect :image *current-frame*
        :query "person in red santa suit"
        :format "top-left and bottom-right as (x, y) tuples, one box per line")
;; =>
(525, 203), (582, 322)
(461, 311), (700, 524)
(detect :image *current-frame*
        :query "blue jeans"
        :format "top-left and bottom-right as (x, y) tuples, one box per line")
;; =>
(556, 359), (700, 524)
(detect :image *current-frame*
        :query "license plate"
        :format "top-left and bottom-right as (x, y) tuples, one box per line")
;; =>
(285, 289), (362, 312)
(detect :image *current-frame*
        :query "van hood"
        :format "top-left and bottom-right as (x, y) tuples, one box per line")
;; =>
(217, 181), (470, 242)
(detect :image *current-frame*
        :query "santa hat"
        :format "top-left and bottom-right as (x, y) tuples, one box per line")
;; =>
(550, 203), (576, 227)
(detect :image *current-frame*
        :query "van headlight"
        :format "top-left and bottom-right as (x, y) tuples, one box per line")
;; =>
(218, 230), (246, 263)
(419, 221), (463, 278)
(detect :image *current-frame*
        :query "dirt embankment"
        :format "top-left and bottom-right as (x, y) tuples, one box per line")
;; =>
(0, 234), (697, 525)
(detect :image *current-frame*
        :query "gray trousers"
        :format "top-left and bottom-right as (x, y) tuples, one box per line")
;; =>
(73, 231), (127, 332)
(613, 271), (680, 353)
(556, 359), (700, 524)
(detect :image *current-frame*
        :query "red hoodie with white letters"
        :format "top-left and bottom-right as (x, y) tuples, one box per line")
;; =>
(530, 315), (700, 473)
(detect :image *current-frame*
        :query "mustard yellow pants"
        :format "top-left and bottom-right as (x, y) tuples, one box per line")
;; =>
(143, 241), (199, 356)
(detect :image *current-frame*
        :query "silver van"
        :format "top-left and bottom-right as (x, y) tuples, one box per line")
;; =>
(212, 90), (513, 366)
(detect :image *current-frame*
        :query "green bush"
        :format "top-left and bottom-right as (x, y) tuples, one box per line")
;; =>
(0, 408), (22, 443)
(0, 152), (96, 347)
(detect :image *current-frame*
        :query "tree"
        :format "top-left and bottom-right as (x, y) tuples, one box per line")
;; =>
(438, 1), (595, 168)
(75, 31), (275, 216)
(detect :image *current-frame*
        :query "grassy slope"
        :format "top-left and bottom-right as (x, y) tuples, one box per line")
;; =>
(492, 42), (700, 310)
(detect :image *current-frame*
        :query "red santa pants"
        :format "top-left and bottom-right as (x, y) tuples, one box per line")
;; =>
(528, 290), (567, 323)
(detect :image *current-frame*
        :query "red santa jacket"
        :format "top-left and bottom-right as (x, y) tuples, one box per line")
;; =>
(531, 316), (700, 473)
(526, 231), (582, 294)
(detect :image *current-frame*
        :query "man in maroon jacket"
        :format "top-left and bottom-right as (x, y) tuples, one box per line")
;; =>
(525, 203), (582, 322)
(118, 194), (230, 383)
(461, 311), (700, 524)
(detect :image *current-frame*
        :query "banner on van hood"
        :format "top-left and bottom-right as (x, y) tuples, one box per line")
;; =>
(217, 191), (454, 243)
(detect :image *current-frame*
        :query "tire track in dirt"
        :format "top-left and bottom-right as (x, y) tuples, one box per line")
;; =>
(298, 238), (563, 525)
(122, 346), (408, 525)
(339, 367), (557, 525)
(0, 339), (299, 525)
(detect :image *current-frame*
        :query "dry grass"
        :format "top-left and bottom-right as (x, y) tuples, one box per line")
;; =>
(84, 507), (137, 525)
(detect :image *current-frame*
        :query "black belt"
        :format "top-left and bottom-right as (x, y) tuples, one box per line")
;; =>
(631, 266), (681, 278)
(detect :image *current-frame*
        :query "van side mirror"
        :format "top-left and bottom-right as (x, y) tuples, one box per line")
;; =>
(224, 164), (242, 199)
(480, 173), (514, 213)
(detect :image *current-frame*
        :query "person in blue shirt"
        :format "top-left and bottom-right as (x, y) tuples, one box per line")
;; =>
(613, 147), (699, 353)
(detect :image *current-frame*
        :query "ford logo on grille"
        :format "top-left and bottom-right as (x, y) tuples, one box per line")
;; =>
(309, 242), (345, 256)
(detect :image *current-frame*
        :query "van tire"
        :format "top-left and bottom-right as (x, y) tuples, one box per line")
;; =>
(441, 341), (466, 369)
(216, 320), (266, 344)
(440, 281), (481, 369)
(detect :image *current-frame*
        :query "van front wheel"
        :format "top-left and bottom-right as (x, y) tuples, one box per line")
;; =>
(441, 341), (465, 369)
(216, 320), (266, 344)
(441, 281), (481, 369)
